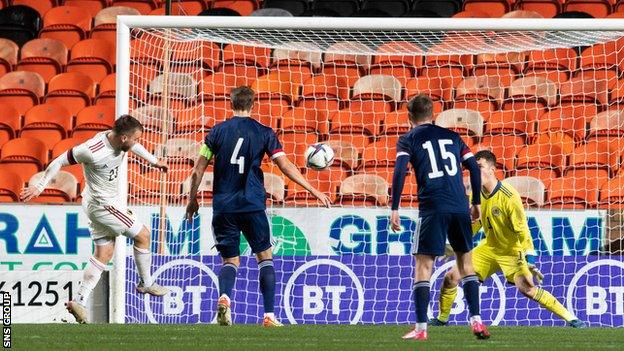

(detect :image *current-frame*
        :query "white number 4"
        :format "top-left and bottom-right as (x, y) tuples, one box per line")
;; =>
(422, 139), (457, 179)
(230, 137), (245, 174)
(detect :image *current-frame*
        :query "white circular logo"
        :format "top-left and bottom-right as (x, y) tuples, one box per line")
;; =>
(143, 259), (219, 324)
(283, 259), (365, 325)
(566, 259), (624, 318)
(428, 260), (507, 326)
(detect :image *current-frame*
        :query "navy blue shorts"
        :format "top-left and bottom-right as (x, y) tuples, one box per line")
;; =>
(212, 211), (272, 258)
(412, 212), (473, 256)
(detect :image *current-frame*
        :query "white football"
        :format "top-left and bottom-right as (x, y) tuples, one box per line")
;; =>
(304, 143), (334, 170)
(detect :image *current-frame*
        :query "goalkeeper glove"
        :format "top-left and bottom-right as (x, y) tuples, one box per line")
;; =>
(522, 251), (544, 285)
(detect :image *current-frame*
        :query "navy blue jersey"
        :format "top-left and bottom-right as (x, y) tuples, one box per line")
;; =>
(396, 123), (473, 215)
(205, 116), (284, 214)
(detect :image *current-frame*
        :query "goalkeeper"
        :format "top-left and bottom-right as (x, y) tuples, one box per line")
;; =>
(429, 150), (585, 328)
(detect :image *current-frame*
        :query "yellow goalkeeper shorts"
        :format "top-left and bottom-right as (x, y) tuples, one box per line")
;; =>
(471, 243), (532, 283)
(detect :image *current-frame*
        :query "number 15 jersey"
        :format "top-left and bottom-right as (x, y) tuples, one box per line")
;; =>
(397, 123), (474, 216)
(204, 116), (285, 214)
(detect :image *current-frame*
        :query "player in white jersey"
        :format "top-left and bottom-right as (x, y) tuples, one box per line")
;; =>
(20, 115), (170, 323)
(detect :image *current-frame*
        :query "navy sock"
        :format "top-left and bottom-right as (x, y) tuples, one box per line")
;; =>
(219, 263), (238, 297)
(462, 275), (480, 317)
(413, 281), (430, 323)
(259, 259), (276, 313)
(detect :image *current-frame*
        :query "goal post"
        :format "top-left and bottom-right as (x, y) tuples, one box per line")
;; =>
(113, 15), (624, 325)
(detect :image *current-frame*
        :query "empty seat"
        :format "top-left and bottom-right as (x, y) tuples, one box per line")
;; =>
(360, 136), (400, 169)
(67, 39), (114, 83)
(112, 0), (157, 14)
(463, 0), (510, 17)
(559, 76), (609, 119)
(329, 109), (384, 137)
(148, 73), (197, 111)
(0, 169), (22, 202)
(588, 110), (624, 142)
(514, 0), (562, 18)
(578, 39), (624, 90)
(0, 71), (44, 116)
(161, 137), (201, 165)
(40, 6), (92, 49)
(221, 43), (271, 75)
(0, 38), (18, 76)
(271, 41), (322, 84)
(454, 76), (505, 112)
(370, 41), (424, 83)
(503, 76), (557, 121)
(404, 77), (450, 114)
(501, 9), (544, 18)
(45, 72), (96, 116)
(548, 176), (598, 209)
(503, 175), (546, 207)
(452, 10), (491, 17)
(0, 105), (19, 147)
(95, 73), (116, 106)
(515, 143), (563, 177)
(322, 41), (373, 87)
(20, 103), (72, 150)
(11, 0), (55, 17)
(351, 74), (402, 113)
(74, 105), (115, 139)
(131, 104), (173, 150)
(181, 170), (213, 201)
(473, 51), (526, 86)
(28, 170), (77, 203)
(0, 137), (47, 176)
(339, 174), (388, 206)
(285, 168), (344, 205)
(485, 110), (531, 136)
(64, 0), (109, 17)
(17, 38), (67, 83)
(0, 5), (42, 47)
(382, 110), (411, 135)
(281, 107), (327, 134)
(537, 109), (586, 142)
(91, 6), (142, 47)
(435, 108), (484, 141)
(298, 74), (348, 118)
(276, 132), (317, 169)
(567, 140), (619, 177)
(325, 139), (360, 170)
(524, 47), (577, 83)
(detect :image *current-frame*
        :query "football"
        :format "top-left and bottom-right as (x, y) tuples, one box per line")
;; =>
(304, 143), (334, 170)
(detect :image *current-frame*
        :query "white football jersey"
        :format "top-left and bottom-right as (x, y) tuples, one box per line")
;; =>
(70, 131), (126, 204)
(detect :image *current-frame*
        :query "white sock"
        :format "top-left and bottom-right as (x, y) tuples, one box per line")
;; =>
(76, 257), (106, 307)
(264, 312), (275, 319)
(133, 245), (153, 287)
(416, 322), (427, 331)
(470, 315), (482, 324)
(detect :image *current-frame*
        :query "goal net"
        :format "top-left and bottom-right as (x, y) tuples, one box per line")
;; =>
(116, 16), (624, 327)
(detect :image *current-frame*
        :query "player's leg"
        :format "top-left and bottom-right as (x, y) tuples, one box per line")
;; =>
(132, 226), (169, 296)
(240, 211), (282, 327)
(448, 213), (490, 339)
(430, 266), (460, 325)
(507, 260), (585, 328)
(212, 212), (242, 326)
(66, 235), (114, 324)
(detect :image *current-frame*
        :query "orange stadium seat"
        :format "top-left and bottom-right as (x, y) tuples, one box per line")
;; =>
(0, 169), (22, 202)
(435, 108), (484, 143)
(599, 176), (624, 209)
(180, 169), (213, 202)
(532, 132), (575, 157)
(463, 0), (511, 17)
(501, 9), (544, 18)
(173, 105), (209, 135)
(422, 40), (473, 88)
(0, 38), (18, 76)
(91, 6), (142, 47)
(147, 73), (197, 113)
(12, 0), (57, 17)
(504, 175), (546, 207)
(322, 41), (372, 87)
(485, 110), (531, 136)
(564, 0), (612, 18)
(325, 139), (360, 170)
(95, 73), (116, 106)
(588, 110), (624, 143)
(0, 137), (48, 177)
(0, 71), (45, 116)
(20, 103), (72, 150)
(51, 137), (88, 185)
(203, 71), (255, 98)
(524, 47), (577, 83)
(514, 0), (562, 18)
(165, 138), (200, 168)
(150, 0), (210, 15)
(28, 170), (78, 203)
(298, 74), (348, 118)
(559, 77), (609, 121)
(112, 0), (158, 14)
(170, 41), (221, 82)
(548, 176), (598, 209)
(285, 168), (344, 206)
(360, 136), (399, 169)
(221, 43), (271, 75)
(370, 41), (424, 84)
(17, 38), (68, 83)
(578, 39), (624, 90)
(339, 174), (389, 206)
(503, 76), (557, 122)
(46, 72), (96, 116)
(213, 0), (259, 15)
(280, 132), (317, 169)
(131, 104), (174, 149)
(73, 104), (115, 139)
(382, 110), (411, 135)
(329, 109), (383, 137)
(567, 140), (620, 178)
(350, 74), (402, 113)
(271, 42), (322, 84)
(476, 137), (519, 174)
(0, 105), (20, 148)
(454, 76), (505, 112)
(67, 39), (115, 83)
(252, 71), (299, 103)
(537, 109), (586, 142)
(281, 107), (327, 134)
(64, 0), (109, 17)
(404, 77), (449, 115)
(452, 10), (492, 17)
(40, 6), (92, 49)
(473, 51), (526, 86)
(515, 143), (563, 178)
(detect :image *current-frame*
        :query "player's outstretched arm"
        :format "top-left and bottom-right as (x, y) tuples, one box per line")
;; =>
(185, 147), (212, 221)
(131, 143), (168, 172)
(390, 153), (409, 232)
(20, 150), (73, 202)
(272, 155), (331, 208)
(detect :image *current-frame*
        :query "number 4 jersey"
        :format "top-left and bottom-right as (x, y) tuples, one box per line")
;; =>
(396, 123), (475, 216)
(204, 116), (285, 214)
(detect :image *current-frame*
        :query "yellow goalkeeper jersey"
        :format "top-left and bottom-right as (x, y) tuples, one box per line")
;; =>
(472, 181), (535, 255)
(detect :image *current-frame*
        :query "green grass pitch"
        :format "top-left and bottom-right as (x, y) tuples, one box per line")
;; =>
(10, 324), (621, 351)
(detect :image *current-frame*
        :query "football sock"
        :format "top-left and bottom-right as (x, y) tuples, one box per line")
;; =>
(438, 286), (458, 323)
(76, 256), (106, 307)
(462, 275), (481, 318)
(259, 259), (276, 313)
(532, 287), (575, 322)
(413, 281), (430, 326)
(219, 263), (238, 298)
(133, 245), (153, 287)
